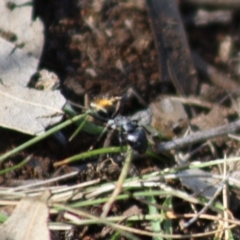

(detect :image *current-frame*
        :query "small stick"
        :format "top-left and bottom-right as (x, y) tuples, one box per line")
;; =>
(157, 119), (240, 152)
(183, 174), (228, 228)
(101, 148), (133, 217)
(182, 0), (240, 8)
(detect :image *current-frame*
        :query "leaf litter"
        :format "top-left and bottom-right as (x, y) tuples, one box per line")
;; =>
(2, 0), (240, 239)
(0, 191), (51, 240)
(0, 1), (66, 135)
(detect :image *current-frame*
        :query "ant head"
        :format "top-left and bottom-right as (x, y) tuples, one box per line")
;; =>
(90, 96), (122, 120)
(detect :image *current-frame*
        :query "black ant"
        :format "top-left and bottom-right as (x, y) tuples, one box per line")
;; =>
(89, 95), (148, 154)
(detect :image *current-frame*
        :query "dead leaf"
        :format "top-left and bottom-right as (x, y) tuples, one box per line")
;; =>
(190, 105), (228, 145)
(150, 96), (188, 133)
(177, 169), (221, 199)
(0, 28), (66, 135)
(0, 37), (39, 87)
(0, 85), (65, 135)
(0, 191), (51, 240)
(0, 0), (44, 58)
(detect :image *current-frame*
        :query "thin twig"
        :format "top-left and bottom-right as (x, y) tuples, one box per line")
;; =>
(157, 119), (240, 152)
(223, 156), (230, 240)
(183, 174), (229, 228)
(182, 0), (240, 8)
(9, 171), (79, 192)
(170, 96), (236, 115)
(101, 148), (133, 217)
(54, 204), (238, 239)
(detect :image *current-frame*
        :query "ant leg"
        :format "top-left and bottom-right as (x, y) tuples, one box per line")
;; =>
(66, 99), (86, 110)
(89, 119), (114, 151)
(124, 87), (147, 107)
(66, 92), (91, 111)
(89, 126), (108, 151)
(97, 129), (115, 162)
(111, 97), (122, 118)
(118, 131), (125, 154)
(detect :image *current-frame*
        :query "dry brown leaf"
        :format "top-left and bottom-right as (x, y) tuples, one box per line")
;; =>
(190, 105), (228, 145)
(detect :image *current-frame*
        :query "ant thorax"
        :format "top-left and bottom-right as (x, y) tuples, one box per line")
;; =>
(107, 116), (148, 154)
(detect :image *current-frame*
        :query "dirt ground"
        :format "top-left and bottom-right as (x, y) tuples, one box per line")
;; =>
(2, 0), (240, 239)
(2, 0), (167, 180)
(38, 0), (161, 101)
